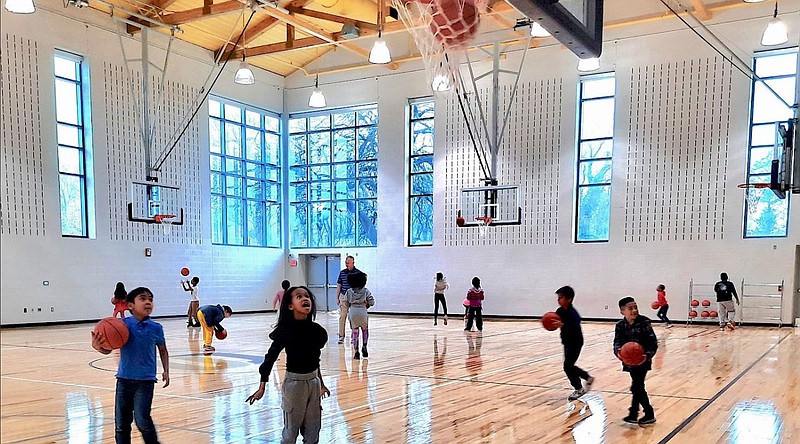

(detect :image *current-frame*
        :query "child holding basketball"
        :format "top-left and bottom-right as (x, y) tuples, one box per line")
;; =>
(92, 286), (170, 443)
(465, 277), (484, 332)
(554, 286), (594, 400)
(111, 282), (128, 318)
(197, 304), (233, 354)
(433, 272), (449, 326)
(181, 276), (201, 327)
(344, 271), (374, 359)
(271, 279), (291, 310)
(614, 296), (659, 425)
(655, 284), (672, 328)
(246, 286), (330, 443)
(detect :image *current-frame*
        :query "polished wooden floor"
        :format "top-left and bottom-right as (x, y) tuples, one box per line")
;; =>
(1, 313), (798, 443)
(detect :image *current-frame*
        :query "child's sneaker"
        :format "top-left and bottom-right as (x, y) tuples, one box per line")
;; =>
(443, 316), (448, 325)
(622, 414), (639, 424)
(727, 321), (735, 331)
(584, 376), (595, 390)
(353, 350), (361, 360)
(203, 345), (215, 354)
(434, 320), (438, 326)
(338, 336), (345, 344)
(568, 388), (586, 401)
(719, 325), (726, 331)
(361, 346), (368, 358)
(638, 413), (656, 425)
(665, 323), (673, 328)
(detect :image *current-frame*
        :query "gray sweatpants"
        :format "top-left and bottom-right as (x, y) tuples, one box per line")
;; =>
(281, 371), (322, 444)
(718, 300), (735, 326)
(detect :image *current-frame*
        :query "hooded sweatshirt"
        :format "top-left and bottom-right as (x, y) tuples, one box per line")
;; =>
(466, 287), (484, 307)
(344, 287), (375, 309)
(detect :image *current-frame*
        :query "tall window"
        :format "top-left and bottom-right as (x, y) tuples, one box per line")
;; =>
(744, 49), (796, 238)
(408, 99), (434, 246)
(575, 75), (615, 242)
(288, 106), (378, 248)
(209, 97), (281, 247)
(54, 52), (92, 237)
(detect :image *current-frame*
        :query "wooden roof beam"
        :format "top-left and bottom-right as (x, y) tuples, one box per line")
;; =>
(159, 0), (246, 26)
(215, 15), (281, 61)
(688, 0), (712, 20)
(287, 6), (378, 31)
(125, 0), (181, 34)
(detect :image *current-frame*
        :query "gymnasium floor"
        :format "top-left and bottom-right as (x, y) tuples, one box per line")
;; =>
(1, 313), (798, 443)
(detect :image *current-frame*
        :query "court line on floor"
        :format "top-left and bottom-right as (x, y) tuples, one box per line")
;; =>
(657, 330), (791, 444)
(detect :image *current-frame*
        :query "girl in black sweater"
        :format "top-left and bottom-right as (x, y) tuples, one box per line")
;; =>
(246, 286), (329, 443)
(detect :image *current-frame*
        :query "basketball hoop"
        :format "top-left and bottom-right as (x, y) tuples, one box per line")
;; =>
(154, 214), (176, 235)
(475, 216), (492, 237)
(737, 183), (770, 214)
(391, 0), (487, 94)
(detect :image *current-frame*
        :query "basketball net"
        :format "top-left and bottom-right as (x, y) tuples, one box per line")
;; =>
(475, 216), (492, 237)
(154, 214), (176, 236)
(737, 183), (769, 215)
(391, 0), (487, 94)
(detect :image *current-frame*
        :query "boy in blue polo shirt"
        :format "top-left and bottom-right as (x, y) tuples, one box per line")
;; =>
(92, 286), (170, 444)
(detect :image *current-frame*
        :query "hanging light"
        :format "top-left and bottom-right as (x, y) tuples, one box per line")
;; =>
(234, 59), (255, 85)
(308, 75), (326, 108)
(530, 22), (550, 37)
(369, 32), (392, 64)
(577, 57), (600, 72)
(5, 0), (35, 13)
(743, 0), (766, 3)
(761, 2), (788, 46)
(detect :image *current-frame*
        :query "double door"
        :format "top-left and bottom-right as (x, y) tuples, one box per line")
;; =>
(305, 254), (341, 312)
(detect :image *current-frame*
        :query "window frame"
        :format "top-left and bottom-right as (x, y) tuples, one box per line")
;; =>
(575, 73), (615, 243)
(209, 96), (282, 248)
(54, 51), (91, 238)
(743, 48), (796, 239)
(287, 104), (378, 248)
(407, 97), (435, 247)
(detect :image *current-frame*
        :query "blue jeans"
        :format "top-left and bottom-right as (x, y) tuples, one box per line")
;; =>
(115, 378), (160, 444)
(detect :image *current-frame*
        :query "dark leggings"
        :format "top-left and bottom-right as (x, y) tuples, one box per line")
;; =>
(629, 366), (653, 415)
(656, 304), (671, 324)
(434, 294), (448, 319)
(564, 345), (590, 390)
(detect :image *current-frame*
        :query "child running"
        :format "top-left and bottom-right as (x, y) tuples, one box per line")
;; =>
(271, 279), (291, 310)
(246, 286), (330, 444)
(465, 277), (484, 332)
(181, 276), (201, 327)
(111, 282), (128, 318)
(433, 272), (449, 326)
(344, 271), (374, 360)
(92, 286), (170, 443)
(655, 284), (672, 328)
(554, 286), (594, 400)
(614, 296), (659, 425)
(197, 303), (233, 354)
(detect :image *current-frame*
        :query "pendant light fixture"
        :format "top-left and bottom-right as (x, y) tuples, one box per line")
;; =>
(577, 57), (600, 72)
(4, 0), (35, 13)
(234, 15), (255, 85)
(761, 2), (788, 46)
(369, 32), (392, 64)
(530, 22), (550, 37)
(308, 75), (327, 108)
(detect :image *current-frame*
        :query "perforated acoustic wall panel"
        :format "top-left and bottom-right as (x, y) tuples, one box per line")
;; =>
(625, 58), (732, 242)
(444, 79), (561, 247)
(104, 63), (201, 244)
(0, 34), (46, 237)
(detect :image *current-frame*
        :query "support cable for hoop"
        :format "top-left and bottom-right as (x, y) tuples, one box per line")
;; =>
(496, 36), (532, 151)
(153, 8), (256, 172)
(455, 87), (491, 179)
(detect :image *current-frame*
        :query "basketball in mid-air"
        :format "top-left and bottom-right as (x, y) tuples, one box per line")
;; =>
(180, 267), (191, 276)
(94, 317), (129, 350)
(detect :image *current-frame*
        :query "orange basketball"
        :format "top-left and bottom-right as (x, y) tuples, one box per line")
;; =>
(619, 342), (646, 366)
(689, 310), (698, 318)
(456, 216), (465, 227)
(215, 328), (227, 340)
(709, 311), (718, 317)
(650, 301), (660, 310)
(701, 310), (710, 318)
(541, 311), (560, 331)
(180, 267), (190, 276)
(430, 0), (480, 48)
(94, 317), (129, 350)
(691, 300), (700, 307)
(701, 300), (711, 307)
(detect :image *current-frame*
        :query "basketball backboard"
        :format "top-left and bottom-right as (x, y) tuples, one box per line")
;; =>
(458, 184), (522, 226)
(771, 119), (799, 198)
(127, 180), (184, 225)
(506, 0), (604, 58)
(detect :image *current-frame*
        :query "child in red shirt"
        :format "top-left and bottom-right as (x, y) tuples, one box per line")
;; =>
(655, 284), (672, 328)
(465, 277), (484, 332)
